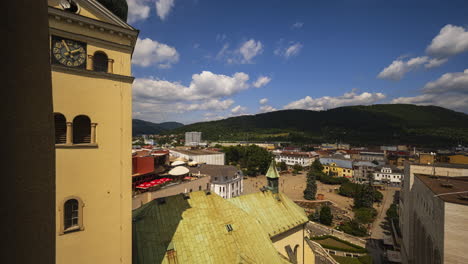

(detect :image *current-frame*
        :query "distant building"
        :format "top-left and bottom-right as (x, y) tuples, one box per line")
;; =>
(353, 161), (378, 184)
(360, 151), (386, 164)
(185, 131), (202, 146)
(321, 142), (350, 150)
(400, 163), (468, 264)
(189, 164), (243, 199)
(381, 145), (398, 151)
(132, 163), (314, 263)
(170, 148), (225, 165)
(274, 151), (318, 167)
(372, 165), (403, 186)
(320, 158), (353, 178)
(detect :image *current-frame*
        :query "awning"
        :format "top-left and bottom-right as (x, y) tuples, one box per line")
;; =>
(169, 166), (190, 176)
(171, 160), (186, 166)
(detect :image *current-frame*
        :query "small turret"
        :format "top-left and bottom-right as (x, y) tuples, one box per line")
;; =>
(265, 160), (280, 193)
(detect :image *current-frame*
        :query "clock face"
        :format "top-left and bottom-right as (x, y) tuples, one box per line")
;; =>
(51, 36), (86, 68)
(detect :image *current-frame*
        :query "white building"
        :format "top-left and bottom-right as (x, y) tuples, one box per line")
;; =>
(274, 151), (317, 167)
(373, 166), (403, 186)
(189, 164), (243, 199)
(170, 148), (225, 165)
(400, 163), (468, 264)
(185, 131), (202, 146)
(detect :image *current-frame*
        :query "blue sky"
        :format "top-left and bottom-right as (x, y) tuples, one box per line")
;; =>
(128, 0), (468, 124)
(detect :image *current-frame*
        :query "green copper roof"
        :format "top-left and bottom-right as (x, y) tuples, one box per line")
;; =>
(266, 160), (280, 179)
(132, 192), (288, 264)
(229, 191), (309, 237)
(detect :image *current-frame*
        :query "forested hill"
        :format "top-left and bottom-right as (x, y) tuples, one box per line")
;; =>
(167, 104), (468, 147)
(133, 119), (184, 136)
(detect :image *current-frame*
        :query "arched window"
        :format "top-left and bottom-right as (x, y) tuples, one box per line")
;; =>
(61, 196), (84, 234)
(64, 199), (79, 230)
(73, 115), (91, 144)
(54, 113), (67, 144)
(93, 51), (108, 72)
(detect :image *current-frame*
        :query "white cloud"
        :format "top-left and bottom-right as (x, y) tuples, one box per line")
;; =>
(422, 69), (468, 94)
(132, 38), (179, 68)
(231, 105), (248, 115)
(155, 0), (175, 20)
(391, 69), (468, 112)
(253, 76), (271, 88)
(216, 39), (264, 64)
(216, 34), (227, 42)
(181, 99), (234, 112)
(133, 71), (250, 102)
(426, 25), (468, 57)
(259, 98), (268, 104)
(424, 58), (448, 69)
(377, 56), (447, 80)
(291, 22), (304, 29)
(275, 42), (303, 58)
(259, 105), (277, 113)
(284, 90), (386, 111)
(127, 0), (151, 23)
(238, 39), (263, 63)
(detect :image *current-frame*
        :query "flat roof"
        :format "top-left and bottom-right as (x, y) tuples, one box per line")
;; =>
(412, 162), (468, 169)
(171, 149), (223, 156)
(415, 174), (468, 206)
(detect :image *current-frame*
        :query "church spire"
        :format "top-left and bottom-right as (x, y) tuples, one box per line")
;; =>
(265, 160), (280, 193)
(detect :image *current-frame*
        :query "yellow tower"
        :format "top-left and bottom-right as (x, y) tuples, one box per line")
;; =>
(47, 1), (138, 263)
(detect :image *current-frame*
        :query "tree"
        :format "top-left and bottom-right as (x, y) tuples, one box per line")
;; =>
(221, 145), (272, 176)
(311, 159), (324, 172)
(304, 170), (317, 200)
(338, 220), (368, 237)
(292, 164), (302, 174)
(319, 206), (333, 226)
(354, 185), (375, 208)
(277, 161), (288, 172)
(354, 207), (377, 224)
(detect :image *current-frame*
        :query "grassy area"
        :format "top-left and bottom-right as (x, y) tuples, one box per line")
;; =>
(332, 255), (372, 264)
(311, 235), (367, 253)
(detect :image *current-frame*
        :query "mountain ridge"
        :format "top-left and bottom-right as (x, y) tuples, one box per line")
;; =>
(132, 119), (184, 136)
(166, 104), (468, 147)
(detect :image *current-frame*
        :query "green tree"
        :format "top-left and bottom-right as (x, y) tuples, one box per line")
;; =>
(354, 207), (377, 224)
(319, 206), (333, 226)
(338, 220), (368, 237)
(311, 159), (324, 172)
(277, 161), (288, 171)
(304, 170), (317, 200)
(292, 164), (302, 174)
(222, 145), (272, 176)
(354, 185), (375, 208)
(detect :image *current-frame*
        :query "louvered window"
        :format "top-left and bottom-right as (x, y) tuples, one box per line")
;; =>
(73, 115), (91, 144)
(54, 113), (67, 144)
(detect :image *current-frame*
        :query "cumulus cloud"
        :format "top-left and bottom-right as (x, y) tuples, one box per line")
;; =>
(156, 0), (175, 21)
(377, 56), (431, 80)
(217, 39), (264, 64)
(231, 105), (248, 115)
(127, 0), (151, 23)
(259, 98), (268, 104)
(422, 69), (468, 94)
(378, 24), (468, 81)
(291, 22), (304, 29)
(259, 105), (277, 113)
(426, 25), (468, 57)
(238, 39), (263, 63)
(133, 71), (250, 102)
(284, 90), (386, 111)
(132, 38), (179, 68)
(275, 42), (303, 58)
(253, 76), (271, 88)
(391, 69), (468, 112)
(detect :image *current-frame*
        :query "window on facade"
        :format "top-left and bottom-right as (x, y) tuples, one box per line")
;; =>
(199, 186), (202, 191)
(93, 51), (108, 72)
(64, 199), (79, 230)
(214, 177), (218, 181)
(73, 115), (91, 144)
(54, 113), (67, 144)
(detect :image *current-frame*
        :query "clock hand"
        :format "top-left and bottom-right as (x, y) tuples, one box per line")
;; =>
(62, 40), (71, 52)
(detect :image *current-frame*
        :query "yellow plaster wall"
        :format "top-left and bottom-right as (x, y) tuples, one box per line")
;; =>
(53, 71), (132, 264)
(49, 3), (135, 264)
(272, 225), (315, 264)
(323, 164), (353, 178)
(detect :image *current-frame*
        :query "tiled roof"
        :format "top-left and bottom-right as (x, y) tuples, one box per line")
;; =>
(228, 191), (308, 237)
(187, 164), (239, 177)
(132, 191), (289, 264)
(319, 158), (353, 169)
